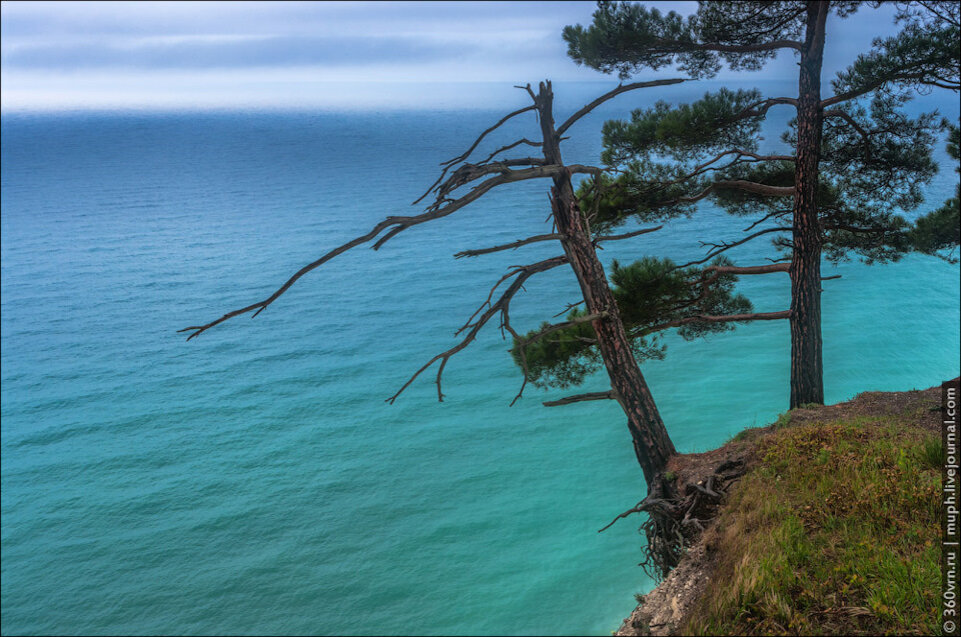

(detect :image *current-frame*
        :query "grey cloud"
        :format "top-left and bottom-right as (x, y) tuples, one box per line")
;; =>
(2, 35), (474, 70)
(0, 1), (601, 39)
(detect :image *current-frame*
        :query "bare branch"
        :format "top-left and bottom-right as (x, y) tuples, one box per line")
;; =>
(704, 262), (790, 275)
(822, 71), (961, 108)
(688, 39), (803, 53)
(442, 105), (536, 168)
(454, 233), (563, 259)
(387, 255), (568, 403)
(660, 149), (795, 190)
(675, 226), (793, 269)
(412, 105), (538, 205)
(380, 163), (601, 249)
(477, 138), (542, 166)
(427, 158), (547, 203)
(181, 166), (576, 340)
(594, 225), (663, 243)
(543, 390), (616, 407)
(744, 209), (792, 231)
(180, 217), (409, 340)
(728, 96), (798, 121)
(634, 310), (792, 337)
(551, 300), (585, 318)
(457, 267), (527, 336)
(711, 180), (796, 198)
(556, 78), (687, 136)
(514, 83), (537, 101)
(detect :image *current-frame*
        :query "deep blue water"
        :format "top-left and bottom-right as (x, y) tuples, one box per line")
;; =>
(2, 81), (959, 635)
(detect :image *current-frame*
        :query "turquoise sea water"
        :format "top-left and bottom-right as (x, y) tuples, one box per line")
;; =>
(2, 81), (959, 635)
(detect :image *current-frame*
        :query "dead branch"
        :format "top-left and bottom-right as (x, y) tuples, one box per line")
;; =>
(634, 310), (792, 337)
(454, 233), (563, 259)
(180, 166), (581, 340)
(515, 83), (537, 101)
(429, 158), (548, 203)
(736, 96), (798, 119)
(556, 78), (687, 136)
(477, 138), (542, 166)
(457, 256), (569, 336)
(704, 262), (790, 275)
(744, 208), (792, 231)
(441, 104), (537, 169)
(387, 255), (568, 403)
(593, 225), (663, 243)
(543, 390), (616, 407)
(412, 105), (538, 205)
(655, 149), (795, 191)
(674, 226), (793, 269)
(551, 300), (585, 318)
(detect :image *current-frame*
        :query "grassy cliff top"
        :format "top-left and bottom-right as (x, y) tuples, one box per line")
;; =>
(620, 384), (946, 636)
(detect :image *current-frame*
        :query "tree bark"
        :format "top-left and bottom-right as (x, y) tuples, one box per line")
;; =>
(789, 2), (828, 408)
(534, 81), (676, 483)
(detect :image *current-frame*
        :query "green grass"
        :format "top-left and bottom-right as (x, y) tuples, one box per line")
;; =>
(686, 415), (940, 636)
(774, 411), (793, 429)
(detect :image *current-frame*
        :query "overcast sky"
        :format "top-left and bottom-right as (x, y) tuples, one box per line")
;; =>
(1, 1), (905, 111)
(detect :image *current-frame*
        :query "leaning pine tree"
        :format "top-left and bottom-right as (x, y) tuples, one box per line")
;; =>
(563, 0), (960, 408)
(181, 80), (717, 489)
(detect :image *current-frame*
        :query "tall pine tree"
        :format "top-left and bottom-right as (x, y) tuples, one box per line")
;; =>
(563, 0), (959, 407)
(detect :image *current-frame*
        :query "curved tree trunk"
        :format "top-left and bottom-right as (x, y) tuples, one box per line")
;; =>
(534, 81), (676, 483)
(790, 1), (828, 408)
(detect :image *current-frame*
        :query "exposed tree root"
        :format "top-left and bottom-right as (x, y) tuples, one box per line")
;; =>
(601, 456), (750, 580)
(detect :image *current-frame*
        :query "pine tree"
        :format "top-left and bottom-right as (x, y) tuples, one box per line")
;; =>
(513, 254), (785, 397)
(182, 80), (699, 484)
(563, 0), (960, 407)
(911, 123), (960, 260)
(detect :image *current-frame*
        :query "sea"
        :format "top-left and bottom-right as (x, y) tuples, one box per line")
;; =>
(2, 80), (959, 635)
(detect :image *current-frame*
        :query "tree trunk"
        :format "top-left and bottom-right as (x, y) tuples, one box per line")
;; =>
(789, 2), (828, 408)
(534, 81), (676, 483)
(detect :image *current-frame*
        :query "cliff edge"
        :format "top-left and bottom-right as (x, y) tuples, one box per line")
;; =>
(616, 382), (949, 636)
